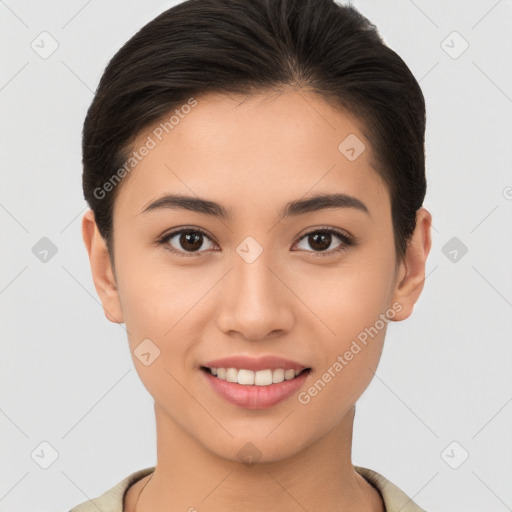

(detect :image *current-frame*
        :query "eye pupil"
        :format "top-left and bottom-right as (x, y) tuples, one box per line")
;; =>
(180, 231), (203, 251)
(309, 232), (331, 251)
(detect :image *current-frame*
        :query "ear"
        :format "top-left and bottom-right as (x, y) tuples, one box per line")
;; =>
(390, 207), (432, 321)
(81, 209), (124, 323)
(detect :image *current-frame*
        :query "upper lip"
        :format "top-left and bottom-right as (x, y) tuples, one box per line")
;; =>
(202, 355), (309, 372)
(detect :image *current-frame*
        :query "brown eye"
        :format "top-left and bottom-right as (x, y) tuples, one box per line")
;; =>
(178, 231), (203, 251)
(307, 232), (332, 251)
(295, 228), (353, 255)
(160, 228), (216, 255)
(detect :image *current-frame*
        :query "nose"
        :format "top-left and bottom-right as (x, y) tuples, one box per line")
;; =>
(216, 246), (295, 341)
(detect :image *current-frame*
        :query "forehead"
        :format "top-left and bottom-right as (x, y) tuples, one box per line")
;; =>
(113, 89), (390, 218)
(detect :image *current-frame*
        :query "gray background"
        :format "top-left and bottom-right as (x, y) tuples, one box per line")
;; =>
(1, 1), (511, 511)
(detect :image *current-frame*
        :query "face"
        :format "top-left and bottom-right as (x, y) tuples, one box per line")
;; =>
(83, 89), (431, 463)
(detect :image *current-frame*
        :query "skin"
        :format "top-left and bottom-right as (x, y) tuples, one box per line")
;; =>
(82, 88), (432, 512)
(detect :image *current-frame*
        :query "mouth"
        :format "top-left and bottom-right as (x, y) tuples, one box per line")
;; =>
(200, 366), (311, 386)
(200, 365), (312, 409)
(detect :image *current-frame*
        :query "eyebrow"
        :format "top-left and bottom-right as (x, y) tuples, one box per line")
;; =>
(139, 192), (370, 219)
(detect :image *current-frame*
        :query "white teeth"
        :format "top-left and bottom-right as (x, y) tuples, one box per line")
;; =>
(272, 368), (285, 383)
(207, 367), (306, 386)
(226, 368), (238, 383)
(238, 369), (255, 385)
(284, 369), (296, 381)
(254, 369), (272, 386)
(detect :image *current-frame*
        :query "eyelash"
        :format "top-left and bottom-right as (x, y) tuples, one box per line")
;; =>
(156, 226), (355, 258)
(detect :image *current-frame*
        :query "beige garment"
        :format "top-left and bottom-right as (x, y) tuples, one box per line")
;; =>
(68, 465), (428, 512)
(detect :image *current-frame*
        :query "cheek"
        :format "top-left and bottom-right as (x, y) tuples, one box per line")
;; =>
(297, 258), (395, 341)
(115, 244), (190, 335)
(294, 256), (393, 398)
(299, 280), (389, 417)
(114, 253), (212, 384)
(117, 268), (196, 405)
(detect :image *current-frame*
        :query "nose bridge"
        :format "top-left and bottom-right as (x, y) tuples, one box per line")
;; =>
(235, 245), (275, 304)
(216, 236), (293, 339)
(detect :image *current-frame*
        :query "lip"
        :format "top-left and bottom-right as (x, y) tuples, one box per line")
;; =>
(201, 355), (308, 372)
(201, 367), (311, 409)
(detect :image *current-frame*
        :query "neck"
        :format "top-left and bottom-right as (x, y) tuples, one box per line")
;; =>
(126, 403), (383, 512)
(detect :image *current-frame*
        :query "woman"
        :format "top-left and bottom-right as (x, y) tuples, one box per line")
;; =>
(72, 0), (432, 510)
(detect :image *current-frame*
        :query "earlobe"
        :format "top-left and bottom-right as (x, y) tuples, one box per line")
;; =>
(81, 209), (124, 324)
(391, 207), (432, 322)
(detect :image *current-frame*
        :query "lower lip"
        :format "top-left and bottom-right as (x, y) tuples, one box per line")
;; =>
(201, 368), (311, 409)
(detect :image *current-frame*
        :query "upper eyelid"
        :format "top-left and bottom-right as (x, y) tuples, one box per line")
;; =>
(160, 227), (216, 244)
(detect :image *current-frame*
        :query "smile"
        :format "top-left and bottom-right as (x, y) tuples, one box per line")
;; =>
(201, 366), (312, 409)
(202, 366), (310, 386)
